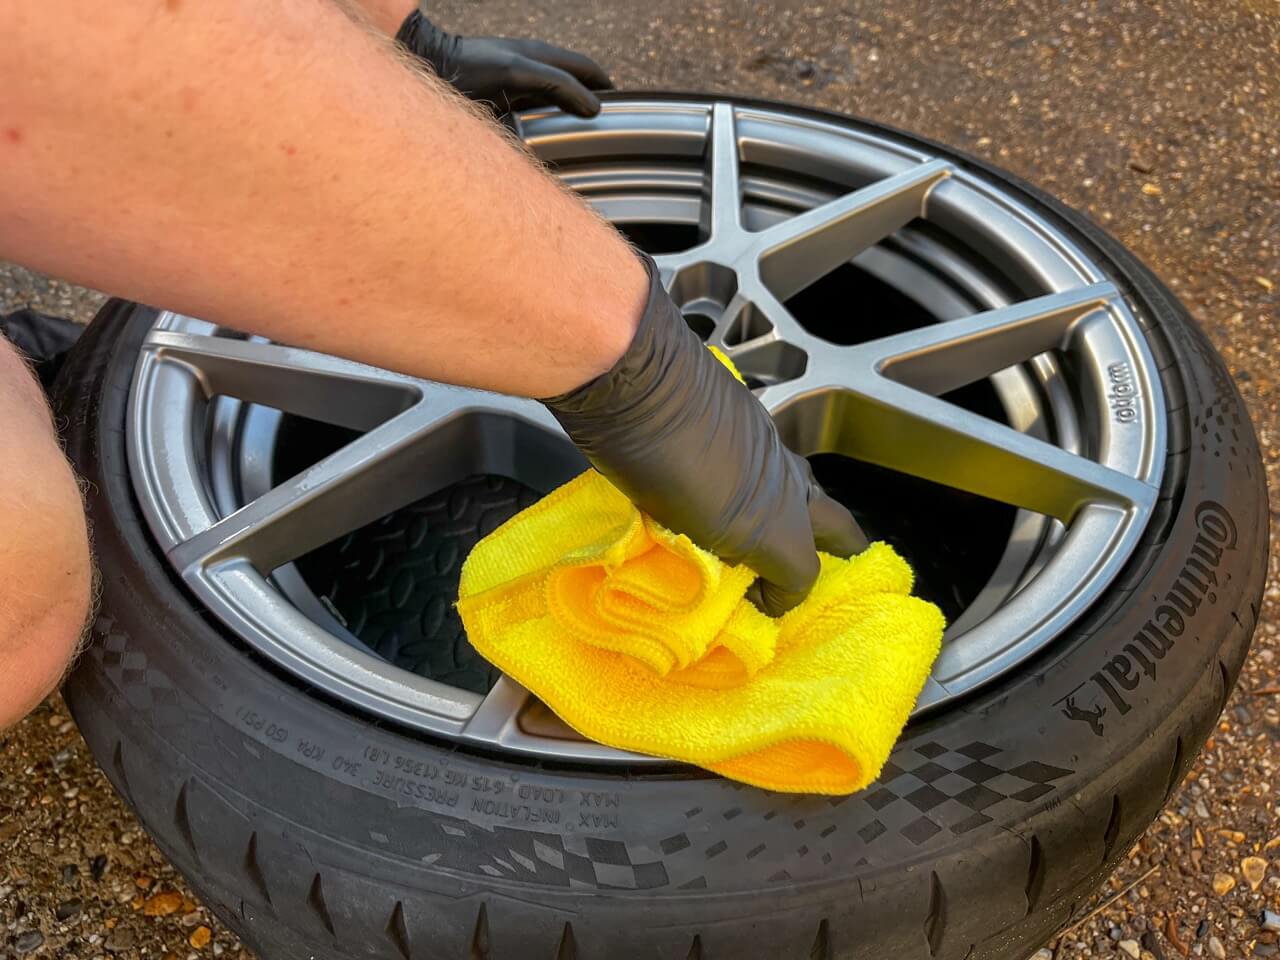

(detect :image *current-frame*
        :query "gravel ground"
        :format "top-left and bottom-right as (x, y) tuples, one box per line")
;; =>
(2, 1), (1277, 958)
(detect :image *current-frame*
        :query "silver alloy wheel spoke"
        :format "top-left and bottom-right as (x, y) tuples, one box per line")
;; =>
(169, 406), (453, 575)
(715, 286), (817, 386)
(737, 280), (1150, 518)
(462, 676), (650, 759)
(703, 102), (743, 239)
(868, 283), (1122, 395)
(727, 283), (813, 349)
(822, 382), (1153, 520)
(755, 159), (952, 301)
(721, 330), (785, 364)
(461, 675), (535, 742)
(168, 383), (577, 576)
(144, 330), (420, 431)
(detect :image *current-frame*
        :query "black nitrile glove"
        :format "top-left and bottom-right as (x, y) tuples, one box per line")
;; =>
(396, 10), (613, 119)
(543, 257), (868, 616)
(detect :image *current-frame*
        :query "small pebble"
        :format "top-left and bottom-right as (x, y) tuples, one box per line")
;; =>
(144, 890), (184, 917)
(56, 897), (83, 921)
(1196, 800), (1211, 819)
(14, 930), (45, 955)
(1262, 910), (1280, 933)
(105, 926), (136, 952)
(1197, 920), (1210, 939)
(1121, 940), (1143, 959)
(62, 863), (80, 884)
(1214, 873), (1236, 896)
(1208, 936), (1226, 960)
(1242, 856), (1268, 891)
(1112, 926), (1126, 941)
(89, 854), (109, 881)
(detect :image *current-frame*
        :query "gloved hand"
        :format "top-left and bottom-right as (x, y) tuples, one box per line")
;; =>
(396, 11), (613, 119)
(542, 256), (868, 615)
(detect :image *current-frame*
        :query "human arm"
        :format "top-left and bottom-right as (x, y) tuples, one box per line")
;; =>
(0, 0), (641, 397)
(348, 0), (416, 35)
(0, 0), (860, 611)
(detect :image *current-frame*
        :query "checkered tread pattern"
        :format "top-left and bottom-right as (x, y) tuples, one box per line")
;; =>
(853, 739), (1072, 847)
(91, 619), (1073, 889)
(419, 822), (673, 891)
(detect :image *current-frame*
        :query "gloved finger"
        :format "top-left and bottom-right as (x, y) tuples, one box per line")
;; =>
(809, 487), (868, 558)
(510, 39), (614, 90)
(743, 524), (821, 617)
(507, 59), (603, 117)
(746, 577), (813, 618)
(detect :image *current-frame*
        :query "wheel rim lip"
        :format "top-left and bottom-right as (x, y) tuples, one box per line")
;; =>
(125, 96), (1166, 764)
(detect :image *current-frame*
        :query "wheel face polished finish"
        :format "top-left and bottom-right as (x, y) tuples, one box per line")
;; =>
(127, 97), (1165, 763)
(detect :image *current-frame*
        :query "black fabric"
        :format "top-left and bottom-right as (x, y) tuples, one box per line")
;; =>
(0, 309), (82, 390)
(542, 256), (866, 615)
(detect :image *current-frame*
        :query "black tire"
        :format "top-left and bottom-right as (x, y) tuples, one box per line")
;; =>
(54, 98), (1267, 960)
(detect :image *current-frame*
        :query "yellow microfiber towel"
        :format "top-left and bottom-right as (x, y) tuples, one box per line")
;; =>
(456, 472), (946, 795)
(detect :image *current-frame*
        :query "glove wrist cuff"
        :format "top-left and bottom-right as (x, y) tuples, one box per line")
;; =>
(541, 254), (704, 422)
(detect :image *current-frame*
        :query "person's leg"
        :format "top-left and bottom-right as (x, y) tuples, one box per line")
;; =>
(0, 336), (93, 729)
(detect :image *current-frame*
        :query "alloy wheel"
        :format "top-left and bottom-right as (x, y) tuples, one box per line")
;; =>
(127, 96), (1166, 762)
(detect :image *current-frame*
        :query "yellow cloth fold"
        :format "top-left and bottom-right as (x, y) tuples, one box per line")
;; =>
(457, 471), (945, 795)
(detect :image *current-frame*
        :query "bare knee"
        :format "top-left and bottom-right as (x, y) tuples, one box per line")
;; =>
(0, 339), (92, 729)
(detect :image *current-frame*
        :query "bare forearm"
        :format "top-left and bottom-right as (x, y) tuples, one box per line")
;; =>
(0, 0), (643, 397)
(346, 0), (416, 35)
